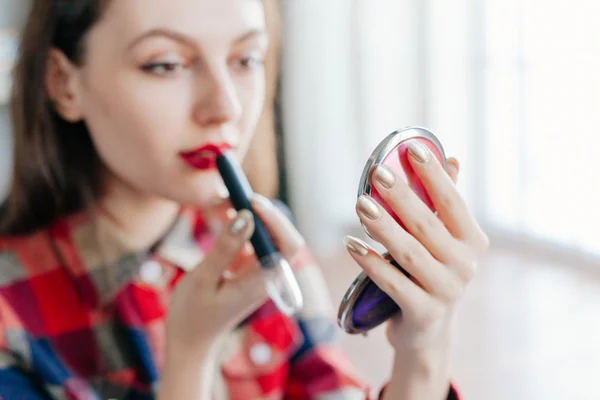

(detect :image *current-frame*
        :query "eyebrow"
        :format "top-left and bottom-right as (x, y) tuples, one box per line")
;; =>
(127, 28), (267, 50)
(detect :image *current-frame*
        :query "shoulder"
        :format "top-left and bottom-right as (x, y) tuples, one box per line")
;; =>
(0, 218), (72, 291)
(0, 232), (45, 286)
(0, 230), (55, 349)
(0, 217), (83, 342)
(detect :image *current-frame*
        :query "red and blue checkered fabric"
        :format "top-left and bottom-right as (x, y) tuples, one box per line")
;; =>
(0, 206), (460, 399)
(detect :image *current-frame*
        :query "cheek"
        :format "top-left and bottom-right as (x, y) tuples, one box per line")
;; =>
(77, 73), (196, 199)
(81, 71), (190, 160)
(236, 74), (266, 157)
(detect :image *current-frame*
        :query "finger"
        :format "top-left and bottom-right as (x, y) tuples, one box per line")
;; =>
(198, 209), (255, 284)
(220, 243), (256, 282)
(208, 183), (233, 217)
(356, 195), (463, 302)
(342, 235), (431, 317)
(213, 183), (230, 204)
(222, 260), (269, 317)
(223, 258), (266, 298)
(406, 140), (484, 246)
(204, 198), (236, 233)
(446, 157), (459, 184)
(213, 199), (235, 218)
(371, 164), (462, 265)
(249, 194), (306, 259)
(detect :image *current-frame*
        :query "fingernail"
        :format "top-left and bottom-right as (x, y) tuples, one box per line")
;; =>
(222, 270), (235, 280)
(357, 195), (381, 220)
(226, 208), (237, 220)
(374, 165), (396, 189)
(407, 140), (430, 163)
(212, 185), (230, 205)
(252, 194), (273, 211)
(343, 235), (369, 256)
(447, 158), (459, 174)
(217, 184), (229, 199)
(230, 211), (250, 234)
(448, 157), (459, 170)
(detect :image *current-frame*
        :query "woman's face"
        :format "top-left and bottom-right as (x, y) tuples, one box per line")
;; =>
(63, 0), (267, 207)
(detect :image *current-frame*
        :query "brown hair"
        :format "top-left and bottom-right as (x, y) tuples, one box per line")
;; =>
(0, 0), (108, 235)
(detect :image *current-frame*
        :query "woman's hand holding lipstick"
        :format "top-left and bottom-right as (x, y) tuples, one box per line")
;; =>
(205, 189), (306, 281)
(159, 206), (264, 400)
(343, 141), (489, 399)
(160, 194), (307, 400)
(165, 208), (265, 357)
(164, 195), (306, 352)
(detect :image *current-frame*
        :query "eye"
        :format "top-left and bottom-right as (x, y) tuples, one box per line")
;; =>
(141, 62), (184, 76)
(234, 54), (265, 70)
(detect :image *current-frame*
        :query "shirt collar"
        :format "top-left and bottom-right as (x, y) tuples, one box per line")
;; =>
(51, 206), (215, 308)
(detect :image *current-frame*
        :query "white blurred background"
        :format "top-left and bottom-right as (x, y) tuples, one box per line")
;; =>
(278, 0), (600, 259)
(1, 0), (599, 399)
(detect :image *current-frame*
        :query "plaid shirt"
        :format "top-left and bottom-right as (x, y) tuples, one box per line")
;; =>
(0, 204), (460, 399)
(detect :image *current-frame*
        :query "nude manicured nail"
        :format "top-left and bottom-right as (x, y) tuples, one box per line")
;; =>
(230, 211), (250, 234)
(407, 140), (431, 163)
(374, 165), (396, 189)
(357, 196), (381, 220)
(343, 235), (369, 256)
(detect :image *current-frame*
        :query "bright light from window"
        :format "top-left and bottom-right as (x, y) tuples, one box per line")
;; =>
(484, 0), (600, 256)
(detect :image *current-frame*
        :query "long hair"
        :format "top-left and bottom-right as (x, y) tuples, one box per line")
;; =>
(0, 0), (108, 235)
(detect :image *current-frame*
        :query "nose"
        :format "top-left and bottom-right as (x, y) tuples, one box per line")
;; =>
(193, 70), (243, 128)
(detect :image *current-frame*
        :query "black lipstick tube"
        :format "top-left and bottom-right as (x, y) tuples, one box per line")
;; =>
(215, 151), (303, 316)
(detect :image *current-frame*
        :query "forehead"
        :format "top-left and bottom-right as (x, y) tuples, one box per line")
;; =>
(97, 0), (265, 43)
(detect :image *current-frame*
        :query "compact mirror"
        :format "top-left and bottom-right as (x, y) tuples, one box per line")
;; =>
(338, 126), (447, 334)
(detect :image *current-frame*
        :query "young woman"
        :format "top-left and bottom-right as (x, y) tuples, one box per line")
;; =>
(0, 0), (489, 399)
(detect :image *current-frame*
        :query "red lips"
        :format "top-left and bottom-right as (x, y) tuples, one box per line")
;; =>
(180, 143), (233, 170)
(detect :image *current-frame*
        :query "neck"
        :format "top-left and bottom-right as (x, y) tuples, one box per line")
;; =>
(98, 177), (181, 252)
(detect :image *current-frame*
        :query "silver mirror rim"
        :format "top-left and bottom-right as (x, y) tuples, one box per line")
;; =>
(338, 127), (447, 333)
(357, 126), (447, 240)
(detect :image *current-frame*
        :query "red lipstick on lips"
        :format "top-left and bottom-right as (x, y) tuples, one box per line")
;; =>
(180, 143), (233, 170)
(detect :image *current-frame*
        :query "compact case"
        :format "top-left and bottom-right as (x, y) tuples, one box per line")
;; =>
(337, 126), (447, 334)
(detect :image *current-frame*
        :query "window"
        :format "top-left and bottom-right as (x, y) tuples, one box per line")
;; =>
(481, 0), (600, 257)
